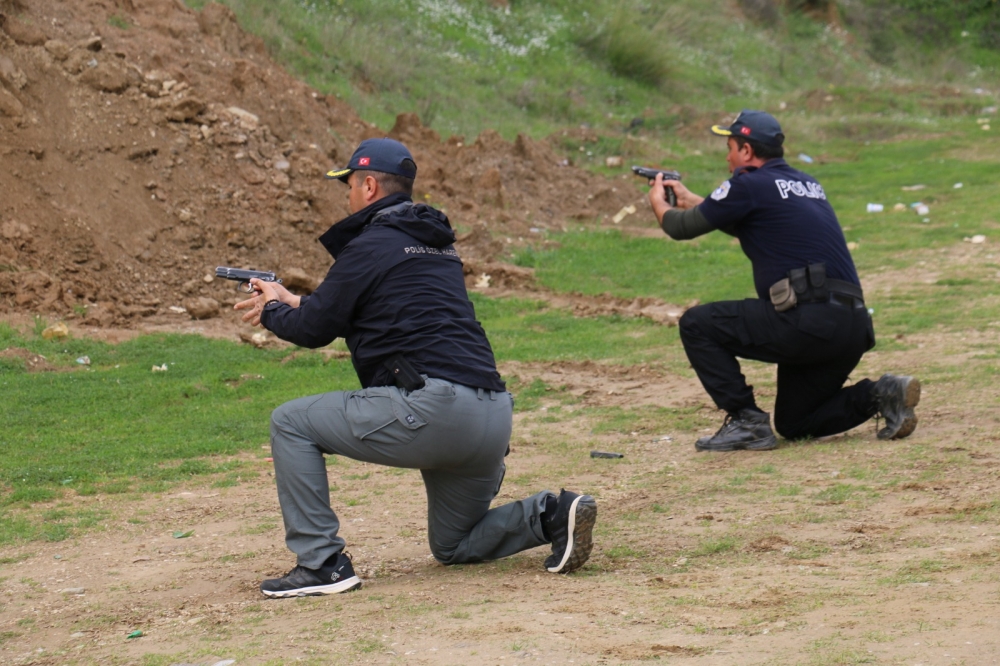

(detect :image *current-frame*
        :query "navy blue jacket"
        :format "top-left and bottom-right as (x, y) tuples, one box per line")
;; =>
(261, 193), (505, 391)
(697, 159), (860, 300)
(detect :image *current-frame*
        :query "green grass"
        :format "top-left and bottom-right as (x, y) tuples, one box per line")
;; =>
(512, 228), (754, 304)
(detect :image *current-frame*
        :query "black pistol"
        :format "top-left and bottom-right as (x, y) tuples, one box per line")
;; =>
(215, 266), (282, 294)
(632, 166), (682, 207)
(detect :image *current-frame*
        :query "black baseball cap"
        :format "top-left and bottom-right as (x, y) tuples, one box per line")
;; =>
(710, 110), (785, 147)
(325, 138), (418, 182)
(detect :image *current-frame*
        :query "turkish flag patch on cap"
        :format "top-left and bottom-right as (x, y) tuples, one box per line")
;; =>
(359, 157), (370, 166)
(740, 127), (752, 136)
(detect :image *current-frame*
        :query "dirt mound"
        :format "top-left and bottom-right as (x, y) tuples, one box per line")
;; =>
(0, 0), (637, 326)
(0, 345), (56, 371)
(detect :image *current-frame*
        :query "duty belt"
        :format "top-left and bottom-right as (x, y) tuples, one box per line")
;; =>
(769, 263), (864, 312)
(802, 278), (864, 304)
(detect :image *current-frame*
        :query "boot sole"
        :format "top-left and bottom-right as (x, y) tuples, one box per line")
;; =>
(695, 435), (778, 452)
(877, 377), (921, 440)
(261, 576), (362, 598)
(546, 496), (597, 574)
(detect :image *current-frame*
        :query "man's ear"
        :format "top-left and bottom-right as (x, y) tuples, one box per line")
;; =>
(363, 174), (379, 202)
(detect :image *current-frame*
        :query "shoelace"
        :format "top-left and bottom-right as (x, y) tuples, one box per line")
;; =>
(715, 413), (735, 436)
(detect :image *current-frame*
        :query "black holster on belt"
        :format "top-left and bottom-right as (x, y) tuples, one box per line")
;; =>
(383, 353), (426, 391)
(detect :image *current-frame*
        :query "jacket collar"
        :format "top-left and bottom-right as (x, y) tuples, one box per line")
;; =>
(319, 192), (413, 259)
(733, 158), (788, 178)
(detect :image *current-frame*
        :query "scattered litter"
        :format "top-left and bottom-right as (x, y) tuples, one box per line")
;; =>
(867, 308), (875, 315)
(893, 203), (907, 212)
(982, 124), (991, 131)
(168, 306), (187, 314)
(653, 435), (673, 442)
(797, 153), (814, 164)
(964, 235), (986, 244)
(474, 273), (491, 289)
(53, 554), (62, 560)
(901, 184), (926, 191)
(151, 363), (168, 372)
(866, 203), (883, 213)
(847, 242), (859, 251)
(212, 660), (237, 666)
(529, 227), (541, 233)
(41, 322), (70, 340)
(60, 587), (85, 595)
(612, 204), (637, 224)
(75, 356), (91, 366)
(914, 204), (930, 216)
(953, 183), (963, 189)
(605, 155), (623, 168)
(126, 630), (143, 639)
(172, 530), (194, 539)
(590, 451), (624, 459)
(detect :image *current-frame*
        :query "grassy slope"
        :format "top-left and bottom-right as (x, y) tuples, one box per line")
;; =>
(181, 0), (998, 145)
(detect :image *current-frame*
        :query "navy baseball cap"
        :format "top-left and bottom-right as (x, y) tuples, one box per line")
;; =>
(325, 138), (418, 182)
(710, 110), (785, 147)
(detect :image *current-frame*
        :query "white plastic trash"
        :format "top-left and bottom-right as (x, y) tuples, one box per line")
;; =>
(866, 203), (884, 213)
(915, 204), (930, 216)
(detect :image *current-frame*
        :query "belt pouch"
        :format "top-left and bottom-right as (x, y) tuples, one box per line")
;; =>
(769, 277), (797, 312)
(789, 266), (809, 305)
(383, 353), (426, 391)
(807, 263), (828, 301)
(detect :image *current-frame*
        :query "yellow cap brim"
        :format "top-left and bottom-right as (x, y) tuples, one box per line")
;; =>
(325, 167), (352, 181)
(710, 125), (733, 137)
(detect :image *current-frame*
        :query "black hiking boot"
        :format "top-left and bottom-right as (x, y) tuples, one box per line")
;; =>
(260, 551), (362, 598)
(544, 489), (597, 574)
(695, 409), (777, 452)
(871, 374), (921, 440)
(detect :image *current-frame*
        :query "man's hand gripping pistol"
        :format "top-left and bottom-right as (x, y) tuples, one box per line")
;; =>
(215, 266), (282, 294)
(632, 166), (682, 207)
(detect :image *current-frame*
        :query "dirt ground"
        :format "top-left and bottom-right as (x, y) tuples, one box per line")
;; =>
(0, 330), (998, 666)
(3, 1), (1000, 665)
(3, 274), (1000, 665)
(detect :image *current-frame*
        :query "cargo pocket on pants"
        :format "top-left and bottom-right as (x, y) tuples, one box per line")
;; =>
(346, 387), (427, 445)
(710, 300), (753, 346)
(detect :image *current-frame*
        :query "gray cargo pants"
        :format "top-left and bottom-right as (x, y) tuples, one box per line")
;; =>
(270, 378), (553, 569)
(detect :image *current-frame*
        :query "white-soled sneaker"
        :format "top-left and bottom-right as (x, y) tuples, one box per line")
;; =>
(544, 489), (597, 574)
(260, 552), (362, 598)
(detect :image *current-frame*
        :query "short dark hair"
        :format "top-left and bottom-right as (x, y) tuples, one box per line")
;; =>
(353, 168), (415, 196)
(733, 135), (784, 160)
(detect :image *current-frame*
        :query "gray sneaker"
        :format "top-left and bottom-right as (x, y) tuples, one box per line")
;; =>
(871, 374), (921, 440)
(695, 409), (777, 452)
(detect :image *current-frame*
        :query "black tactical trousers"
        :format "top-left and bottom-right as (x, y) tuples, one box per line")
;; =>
(679, 296), (877, 440)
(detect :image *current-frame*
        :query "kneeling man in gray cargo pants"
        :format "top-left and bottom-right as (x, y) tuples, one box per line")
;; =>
(235, 138), (597, 598)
